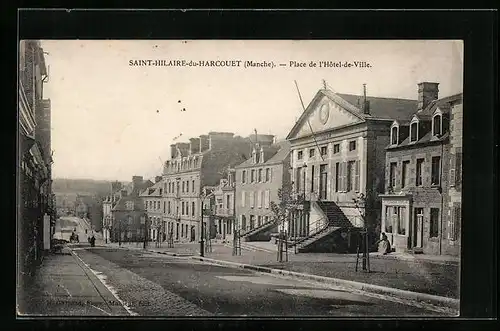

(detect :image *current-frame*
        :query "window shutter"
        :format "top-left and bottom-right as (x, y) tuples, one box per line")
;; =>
(355, 160), (360, 192)
(257, 190), (262, 208)
(455, 152), (462, 189)
(250, 192), (254, 208)
(449, 154), (456, 187)
(454, 205), (461, 240)
(265, 190), (270, 208)
(339, 162), (344, 192)
(241, 191), (245, 207)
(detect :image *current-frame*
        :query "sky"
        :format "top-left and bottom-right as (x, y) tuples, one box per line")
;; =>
(40, 40), (463, 182)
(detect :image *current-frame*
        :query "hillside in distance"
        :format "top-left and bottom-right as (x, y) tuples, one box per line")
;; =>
(52, 178), (122, 196)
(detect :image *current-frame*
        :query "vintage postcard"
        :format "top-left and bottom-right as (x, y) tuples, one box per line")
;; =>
(17, 39), (463, 317)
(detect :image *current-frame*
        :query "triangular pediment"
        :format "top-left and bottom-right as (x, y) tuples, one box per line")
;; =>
(287, 92), (364, 140)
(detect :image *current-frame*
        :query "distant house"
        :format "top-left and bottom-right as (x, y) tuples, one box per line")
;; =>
(109, 176), (154, 242)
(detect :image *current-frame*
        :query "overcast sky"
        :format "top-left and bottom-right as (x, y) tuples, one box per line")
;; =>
(41, 40), (463, 182)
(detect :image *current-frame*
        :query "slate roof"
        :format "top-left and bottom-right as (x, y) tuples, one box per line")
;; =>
(139, 180), (163, 197)
(235, 140), (290, 168)
(287, 89), (418, 140)
(392, 131), (450, 149)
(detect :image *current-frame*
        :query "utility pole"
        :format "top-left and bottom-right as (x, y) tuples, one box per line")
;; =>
(199, 193), (205, 257)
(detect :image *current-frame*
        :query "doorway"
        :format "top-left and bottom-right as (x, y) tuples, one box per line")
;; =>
(319, 164), (328, 200)
(190, 226), (195, 242)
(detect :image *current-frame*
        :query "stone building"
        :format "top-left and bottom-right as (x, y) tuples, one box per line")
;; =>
(161, 132), (251, 243)
(379, 83), (462, 256)
(110, 176), (153, 243)
(234, 137), (291, 242)
(212, 170), (236, 241)
(286, 85), (418, 253)
(18, 40), (54, 281)
(140, 176), (166, 242)
(102, 181), (123, 243)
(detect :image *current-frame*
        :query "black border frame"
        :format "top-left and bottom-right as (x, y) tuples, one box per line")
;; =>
(11, 8), (498, 331)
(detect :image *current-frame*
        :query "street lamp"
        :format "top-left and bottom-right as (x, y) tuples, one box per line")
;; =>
(199, 192), (206, 257)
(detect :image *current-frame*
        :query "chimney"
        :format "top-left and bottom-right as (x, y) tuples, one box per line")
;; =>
(155, 176), (162, 183)
(120, 190), (128, 198)
(363, 84), (370, 115)
(170, 144), (178, 159)
(189, 137), (200, 154)
(417, 82), (439, 111)
(199, 135), (210, 152)
(132, 176), (143, 188)
(208, 132), (234, 150)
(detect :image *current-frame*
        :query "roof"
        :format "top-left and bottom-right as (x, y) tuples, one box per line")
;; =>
(390, 131), (449, 150)
(235, 141), (290, 168)
(287, 89), (418, 140)
(139, 180), (163, 197)
(336, 93), (418, 121)
(111, 195), (146, 212)
(416, 92), (463, 117)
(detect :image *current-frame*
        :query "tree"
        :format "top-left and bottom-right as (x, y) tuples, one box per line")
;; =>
(353, 193), (370, 272)
(270, 182), (305, 262)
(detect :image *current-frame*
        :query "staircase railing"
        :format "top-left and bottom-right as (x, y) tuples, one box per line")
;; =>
(239, 218), (277, 238)
(288, 217), (329, 248)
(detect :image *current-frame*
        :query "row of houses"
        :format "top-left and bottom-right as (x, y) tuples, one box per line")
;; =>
(18, 40), (55, 283)
(102, 81), (462, 257)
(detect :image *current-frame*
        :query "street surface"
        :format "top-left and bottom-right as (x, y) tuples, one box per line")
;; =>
(73, 247), (445, 316)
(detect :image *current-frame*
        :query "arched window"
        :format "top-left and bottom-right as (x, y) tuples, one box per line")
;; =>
(391, 125), (399, 145)
(433, 114), (442, 136)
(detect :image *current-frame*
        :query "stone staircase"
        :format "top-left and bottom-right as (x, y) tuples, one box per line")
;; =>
(316, 200), (354, 228)
(239, 219), (277, 241)
(292, 224), (342, 253)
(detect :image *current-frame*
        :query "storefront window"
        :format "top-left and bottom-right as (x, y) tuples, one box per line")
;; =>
(398, 207), (406, 235)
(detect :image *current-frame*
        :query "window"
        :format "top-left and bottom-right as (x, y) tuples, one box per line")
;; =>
(265, 168), (270, 182)
(168, 201), (171, 214)
(126, 201), (134, 210)
(258, 169), (263, 182)
(257, 191), (262, 208)
(431, 156), (441, 186)
(241, 191), (246, 207)
(346, 161), (356, 192)
(389, 162), (397, 189)
(242, 170), (246, 183)
(450, 151), (463, 189)
(186, 203), (189, 216)
(226, 195), (230, 210)
(448, 203), (461, 240)
(433, 114), (442, 136)
(397, 207), (406, 235)
(310, 165), (315, 192)
(297, 150), (303, 160)
(319, 164), (328, 199)
(410, 122), (418, 142)
(416, 158), (424, 186)
(333, 144), (340, 154)
(349, 141), (356, 151)
(251, 170), (255, 182)
(402, 160), (410, 188)
(309, 148), (315, 158)
(264, 190), (270, 208)
(192, 180), (195, 192)
(159, 188), (163, 195)
(182, 181), (185, 193)
(320, 146), (327, 156)
(391, 126), (398, 145)
(335, 162), (340, 192)
(430, 208), (440, 238)
(182, 202), (185, 215)
(249, 191), (254, 208)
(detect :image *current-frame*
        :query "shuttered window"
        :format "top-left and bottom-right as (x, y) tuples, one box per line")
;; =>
(449, 154), (456, 187)
(355, 160), (360, 192)
(241, 191), (245, 207)
(264, 190), (270, 208)
(448, 203), (461, 241)
(249, 191), (254, 208)
(257, 190), (262, 208)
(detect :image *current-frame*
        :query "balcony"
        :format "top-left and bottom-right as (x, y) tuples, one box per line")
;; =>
(215, 208), (234, 217)
(19, 82), (36, 137)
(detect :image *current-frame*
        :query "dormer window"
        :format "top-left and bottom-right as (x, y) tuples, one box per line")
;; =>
(410, 119), (419, 143)
(391, 125), (399, 145)
(432, 112), (442, 136)
(260, 147), (264, 163)
(252, 148), (257, 163)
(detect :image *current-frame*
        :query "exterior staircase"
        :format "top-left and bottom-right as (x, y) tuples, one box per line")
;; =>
(290, 201), (357, 253)
(239, 219), (278, 241)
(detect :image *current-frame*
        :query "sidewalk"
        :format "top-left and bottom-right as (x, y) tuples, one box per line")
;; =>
(17, 247), (130, 316)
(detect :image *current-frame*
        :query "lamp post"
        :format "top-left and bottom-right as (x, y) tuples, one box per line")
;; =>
(199, 192), (206, 257)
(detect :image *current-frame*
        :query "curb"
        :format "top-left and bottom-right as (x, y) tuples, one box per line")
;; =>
(191, 255), (459, 311)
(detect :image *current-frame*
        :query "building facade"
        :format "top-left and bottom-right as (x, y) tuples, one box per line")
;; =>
(102, 181), (123, 243)
(161, 132), (251, 243)
(286, 86), (418, 252)
(141, 176), (166, 242)
(234, 137), (291, 241)
(110, 176), (153, 242)
(380, 83), (462, 256)
(212, 170), (236, 241)
(18, 40), (54, 282)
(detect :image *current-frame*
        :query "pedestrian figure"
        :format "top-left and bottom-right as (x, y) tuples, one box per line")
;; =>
(90, 235), (96, 247)
(374, 232), (391, 255)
